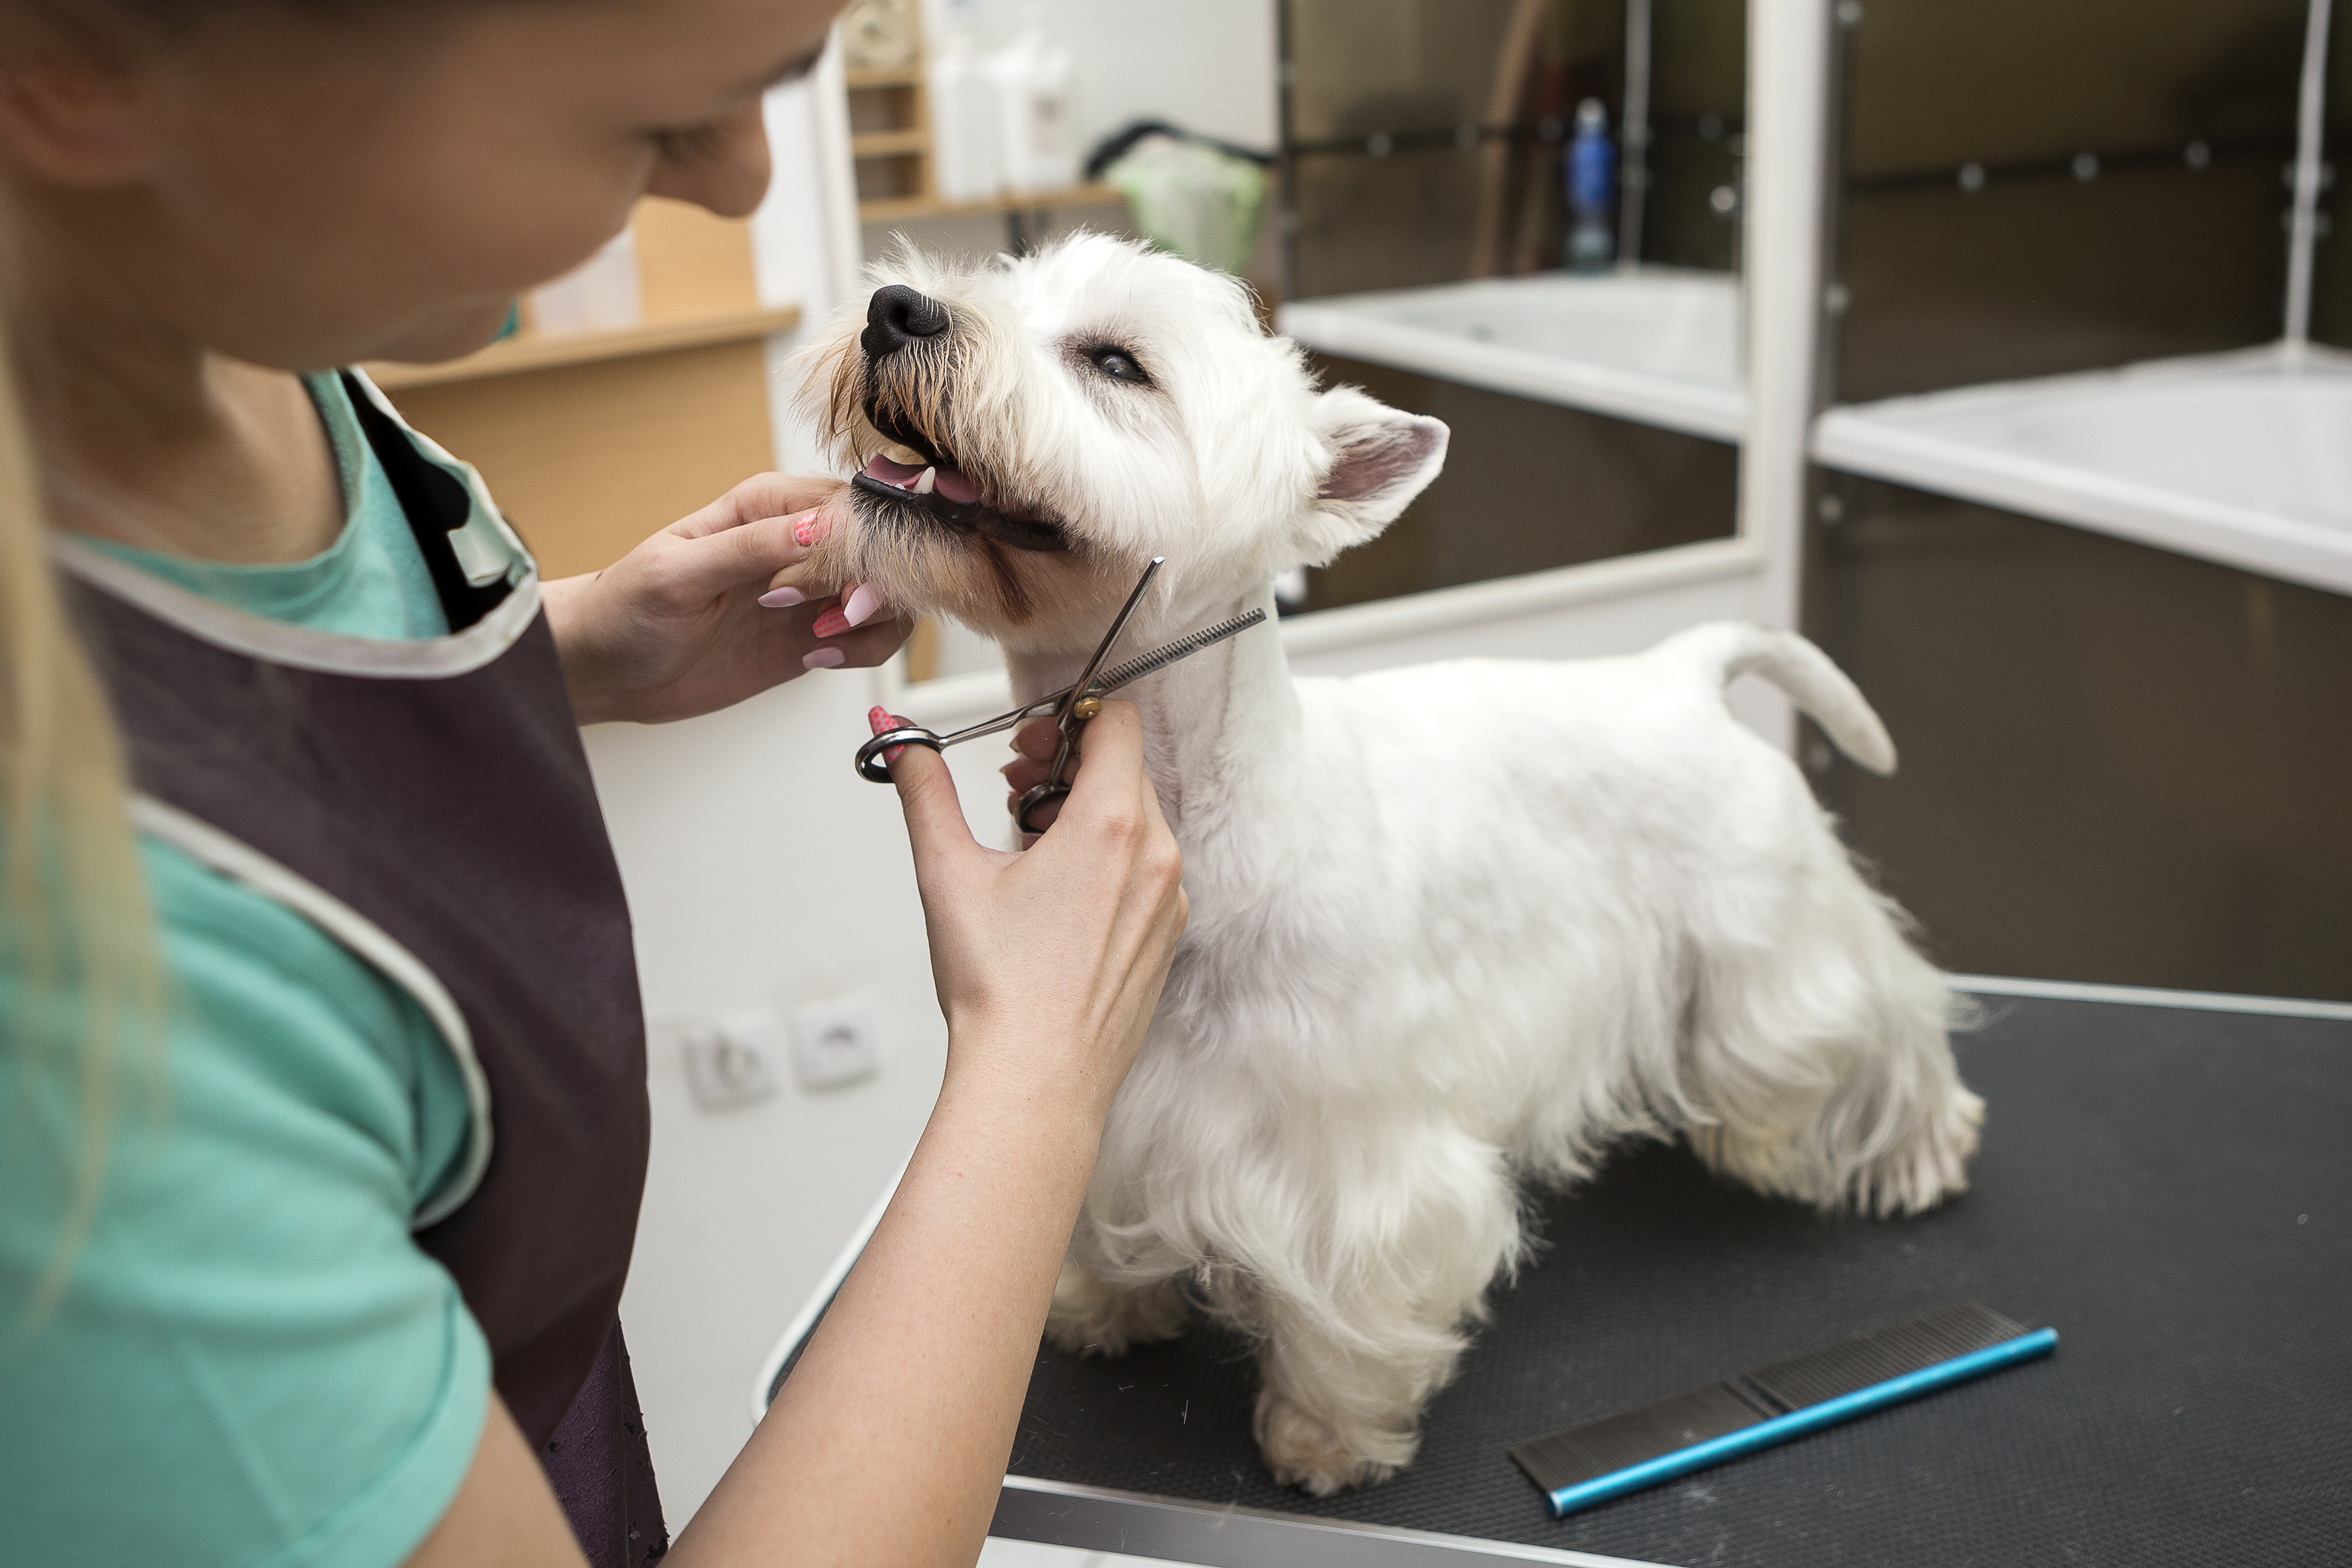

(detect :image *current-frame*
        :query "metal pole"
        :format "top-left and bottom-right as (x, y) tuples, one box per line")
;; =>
(1619, 0), (1654, 268)
(1276, 0), (1302, 305)
(2285, 0), (2333, 347)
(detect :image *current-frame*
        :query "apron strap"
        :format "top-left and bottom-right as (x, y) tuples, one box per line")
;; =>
(340, 371), (516, 633)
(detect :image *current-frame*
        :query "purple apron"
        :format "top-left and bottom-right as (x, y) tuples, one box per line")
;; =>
(63, 374), (668, 1565)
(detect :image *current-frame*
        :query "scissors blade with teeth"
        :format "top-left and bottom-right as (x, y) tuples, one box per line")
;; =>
(854, 557), (1269, 832)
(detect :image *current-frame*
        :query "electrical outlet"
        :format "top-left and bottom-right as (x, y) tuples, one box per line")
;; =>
(679, 1012), (781, 1112)
(790, 995), (882, 1091)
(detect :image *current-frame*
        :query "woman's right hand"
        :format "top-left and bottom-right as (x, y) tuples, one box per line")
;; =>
(876, 700), (1186, 1121)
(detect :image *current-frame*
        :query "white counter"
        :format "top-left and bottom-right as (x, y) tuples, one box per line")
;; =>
(1276, 269), (1747, 443)
(1813, 344), (2352, 597)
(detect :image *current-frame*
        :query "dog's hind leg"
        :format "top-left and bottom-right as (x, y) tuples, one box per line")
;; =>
(1681, 846), (1982, 1218)
(1044, 1262), (1189, 1357)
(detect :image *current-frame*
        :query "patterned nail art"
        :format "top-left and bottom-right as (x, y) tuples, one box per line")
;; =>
(794, 513), (830, 548)
(867, 706), (910, 764)
(810, 606), (851, 638)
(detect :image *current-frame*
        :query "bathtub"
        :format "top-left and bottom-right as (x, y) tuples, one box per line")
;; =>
(1275, 269), (1746, 442)
(1814, 344), (2352, 597)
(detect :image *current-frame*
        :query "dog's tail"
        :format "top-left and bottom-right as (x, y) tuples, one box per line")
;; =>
(1662, 622), (1898, 776)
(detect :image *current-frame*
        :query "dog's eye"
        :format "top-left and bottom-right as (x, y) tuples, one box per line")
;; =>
(1089, 347), (1151, 386)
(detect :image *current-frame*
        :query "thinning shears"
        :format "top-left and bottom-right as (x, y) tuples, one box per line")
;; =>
(855, 557), (1268, 833)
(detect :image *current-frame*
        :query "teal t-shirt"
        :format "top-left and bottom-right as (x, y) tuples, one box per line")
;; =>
(82, 373), (451, 640)
(0, 374), (496, 1568)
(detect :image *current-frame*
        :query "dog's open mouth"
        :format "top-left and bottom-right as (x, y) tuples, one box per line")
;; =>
(849, 411), (1070, 554)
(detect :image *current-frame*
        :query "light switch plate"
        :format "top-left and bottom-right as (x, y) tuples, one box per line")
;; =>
(791, 995), (882, 1091)
(680, 1012), (781, 1112)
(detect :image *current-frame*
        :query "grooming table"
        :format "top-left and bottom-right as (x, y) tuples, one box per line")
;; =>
(756, 979), (2352, 1567)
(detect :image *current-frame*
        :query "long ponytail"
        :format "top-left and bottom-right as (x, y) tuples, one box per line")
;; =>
(0, 291), (163, 1331)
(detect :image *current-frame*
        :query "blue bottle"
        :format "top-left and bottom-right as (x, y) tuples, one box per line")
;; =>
(1565, 98), (1617, 273)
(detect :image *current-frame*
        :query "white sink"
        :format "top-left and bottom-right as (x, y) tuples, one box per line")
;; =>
(1277, 269), (1746, 442)
(1813, 345), (2352, 596)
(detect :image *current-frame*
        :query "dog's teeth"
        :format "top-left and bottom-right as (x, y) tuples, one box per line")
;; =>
(914, 466), (937, 495)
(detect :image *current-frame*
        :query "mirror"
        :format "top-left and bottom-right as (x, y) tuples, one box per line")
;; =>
(1272, 0), (1750, 615)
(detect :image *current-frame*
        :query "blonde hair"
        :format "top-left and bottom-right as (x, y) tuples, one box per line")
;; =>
(0, 312), (162, 1328)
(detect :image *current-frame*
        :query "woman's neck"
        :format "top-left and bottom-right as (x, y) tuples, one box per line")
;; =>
(14, 190), (343, 567)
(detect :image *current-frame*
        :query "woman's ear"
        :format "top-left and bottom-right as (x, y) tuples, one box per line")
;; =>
(1292, 384), (1449, 565)
(0, 37), (158, 186)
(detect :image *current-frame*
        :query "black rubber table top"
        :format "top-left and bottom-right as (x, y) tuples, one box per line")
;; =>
(1001, 994), (2351, 1566)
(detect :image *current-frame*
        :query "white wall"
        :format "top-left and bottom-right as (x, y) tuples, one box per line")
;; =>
(603, 63), (985, 1525)
(594, 665), (1012, 1525)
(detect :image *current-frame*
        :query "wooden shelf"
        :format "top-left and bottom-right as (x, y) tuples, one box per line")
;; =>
(364, 304), (804, 391)
(859, 182), (1129, 225)
(845, 64), (922, 88)
(851, 129), (928, 158)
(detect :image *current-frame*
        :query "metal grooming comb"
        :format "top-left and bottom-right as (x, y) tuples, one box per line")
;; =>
(1509, 1302), (2058, 1518)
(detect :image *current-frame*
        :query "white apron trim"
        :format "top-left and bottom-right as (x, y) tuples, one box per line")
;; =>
(52, 536), (542, 680)
(133, 793), (495, 1228)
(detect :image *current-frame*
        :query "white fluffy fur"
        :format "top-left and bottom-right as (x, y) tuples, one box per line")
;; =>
(791, 235), (1984, 1496)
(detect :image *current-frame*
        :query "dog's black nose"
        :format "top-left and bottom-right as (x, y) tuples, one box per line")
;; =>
(862, 284), (951, 360)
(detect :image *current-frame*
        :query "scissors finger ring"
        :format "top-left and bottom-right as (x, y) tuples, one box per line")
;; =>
(852, 557), (1270, 840)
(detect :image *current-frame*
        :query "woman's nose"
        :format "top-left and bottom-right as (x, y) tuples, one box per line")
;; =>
(643, 104), (772, 220)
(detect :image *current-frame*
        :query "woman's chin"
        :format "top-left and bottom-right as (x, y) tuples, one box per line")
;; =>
(363, 301), (522, 368)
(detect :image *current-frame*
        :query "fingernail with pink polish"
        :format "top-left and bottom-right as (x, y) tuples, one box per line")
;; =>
(794, 513), (830, 548)
(758, 586), (805, 608)
(867, 705), (910, 763)
(802, 646), (847, 670)
(842, 582), (885, 628)
(810, 606), (851, 638)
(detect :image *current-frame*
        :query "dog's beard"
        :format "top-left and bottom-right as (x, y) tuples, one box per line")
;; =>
(814, 336), (1081, 630)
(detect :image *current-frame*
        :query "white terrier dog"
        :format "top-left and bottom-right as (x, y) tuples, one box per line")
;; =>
(792, 235), (1983, 1496)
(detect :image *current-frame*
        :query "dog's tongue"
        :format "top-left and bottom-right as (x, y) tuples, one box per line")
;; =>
(861, 452), (979, 505)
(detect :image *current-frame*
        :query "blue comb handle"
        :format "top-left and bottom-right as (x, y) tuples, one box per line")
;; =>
(1547, 1327), (2060, 1518)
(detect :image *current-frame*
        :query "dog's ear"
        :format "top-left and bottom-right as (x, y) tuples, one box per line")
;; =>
(1298, 386), (1449, 562)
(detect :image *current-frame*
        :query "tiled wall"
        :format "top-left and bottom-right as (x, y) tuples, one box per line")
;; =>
(1638, 0), (1749, 274)
(1300, 354), (1737, 615)
(2311, 0), (2352, 346)
(1280, 0), (1744, 296)
(1808, 478), (2352, 1004)
(1804, 0), (2352, 1004)
(1832, 0), (2305, 403)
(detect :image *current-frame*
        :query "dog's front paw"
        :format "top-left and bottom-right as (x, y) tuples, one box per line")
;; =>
(1253, 1390), (1408, 1496)
(1044, 1265), (1188, 1358)
(1862, 1085), (1985, 1217)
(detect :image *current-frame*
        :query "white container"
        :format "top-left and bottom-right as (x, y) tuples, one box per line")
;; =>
(987, 13), (1079, 196)
(528, 227), (642, 337)
(1277, 270), (1747, 442)
(928, 18), (1001, 202)
(1812, 344), (2352, 597)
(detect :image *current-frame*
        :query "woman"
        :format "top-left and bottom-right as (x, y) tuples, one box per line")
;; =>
(0, 1), (1188, 1565)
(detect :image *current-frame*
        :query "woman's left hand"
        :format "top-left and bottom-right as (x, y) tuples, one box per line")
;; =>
(543, 472), (908, 725)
